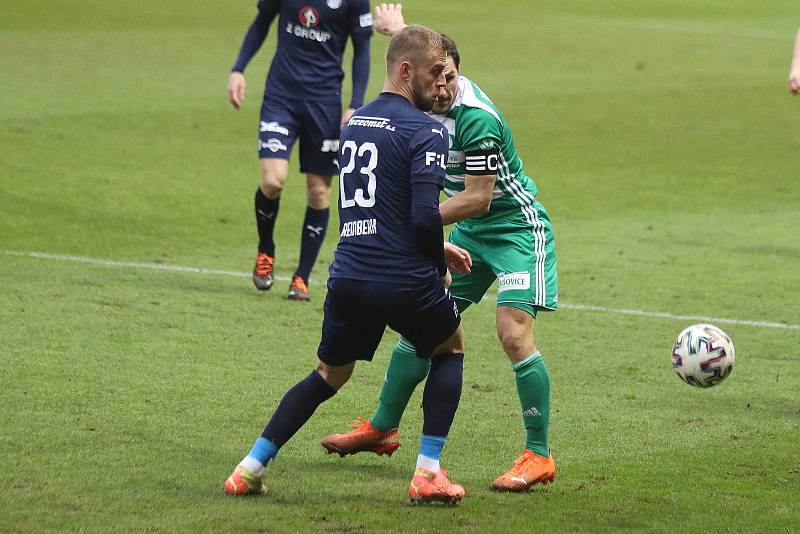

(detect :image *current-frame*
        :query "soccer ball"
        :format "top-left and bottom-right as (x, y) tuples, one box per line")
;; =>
(671, 324), (735, 388)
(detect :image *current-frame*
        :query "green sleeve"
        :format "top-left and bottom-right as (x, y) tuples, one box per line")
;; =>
(456, 107), (502, 153)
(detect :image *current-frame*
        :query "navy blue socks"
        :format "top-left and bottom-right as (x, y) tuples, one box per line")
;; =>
(255, 188), (280, 256)
(262, 370), (337, 447)
(421, 353), (464, 437)
(295, 206), (329, 283)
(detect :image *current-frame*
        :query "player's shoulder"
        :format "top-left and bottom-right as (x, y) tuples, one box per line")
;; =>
(408, 111), (448, 144)
(320, 0), (371, 16)
(451, 76), (503, 124)
(347, 95), (436, 137)
(345, 0), (371, 12)
(417, 108), (446, 129)
(272, 0), (367, 13)
(378, 94), (441, 130)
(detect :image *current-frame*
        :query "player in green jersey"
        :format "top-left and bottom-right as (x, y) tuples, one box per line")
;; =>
(322, 4), (558, 492)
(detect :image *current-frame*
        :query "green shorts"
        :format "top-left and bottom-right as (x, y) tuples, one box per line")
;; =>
(447, 200), (558, 317)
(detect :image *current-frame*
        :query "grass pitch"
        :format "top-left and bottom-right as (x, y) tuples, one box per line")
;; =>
(1, 1), (799, 532)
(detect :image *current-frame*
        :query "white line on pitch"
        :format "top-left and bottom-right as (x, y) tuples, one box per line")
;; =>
(4, 250), (799, 331)
(3, 250), (261, 280)
(554, 303), (800, 331)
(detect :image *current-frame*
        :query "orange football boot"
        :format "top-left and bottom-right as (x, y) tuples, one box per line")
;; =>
(408, 467), (465, 505)
(321, 418), (400, 457)
(252, 253), (275, 291)
(490, 450), (556, 492)
(287, 275), (310, 301)
(223, 465), (265, 496)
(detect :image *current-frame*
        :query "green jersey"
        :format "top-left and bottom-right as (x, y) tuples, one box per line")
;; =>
(433, 76), (539, 223)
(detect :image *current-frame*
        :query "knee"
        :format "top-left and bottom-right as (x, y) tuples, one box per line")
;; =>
(498, 330), (535, 362)
(260, 170), (286, 198)
(496, 308), (536, 361)
(306, 180), (331, 208)
(429, 324), (465, 357)
(315, 360), (354, 390)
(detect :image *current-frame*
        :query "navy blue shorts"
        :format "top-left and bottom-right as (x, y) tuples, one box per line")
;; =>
(258, 96), (341, 176)
(317, 277), (461, 366)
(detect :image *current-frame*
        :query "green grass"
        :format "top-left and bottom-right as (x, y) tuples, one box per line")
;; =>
(2, 1), (799, 532)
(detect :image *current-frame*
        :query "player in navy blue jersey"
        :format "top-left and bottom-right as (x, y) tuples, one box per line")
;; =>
(224, 25), (471, 504)
(228, 0), (373, 301)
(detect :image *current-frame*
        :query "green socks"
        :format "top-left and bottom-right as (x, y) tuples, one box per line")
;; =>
(370, 342), (552, 458)
(370, 339), (430, 432)
(512, 352), (551, 457)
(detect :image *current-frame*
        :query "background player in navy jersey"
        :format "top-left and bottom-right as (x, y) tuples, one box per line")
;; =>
(224, 25), (472, 504)
(227, 0), (373, 301)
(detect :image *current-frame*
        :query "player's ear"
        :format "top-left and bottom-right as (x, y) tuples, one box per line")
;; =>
(398, 60), (412, 81)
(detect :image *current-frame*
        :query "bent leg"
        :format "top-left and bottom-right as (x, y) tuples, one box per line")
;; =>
(242, 361), (354, 474)
(408, 324), (467, 503)
(416, 324), (465, 471)
(370, 339), (431, 432)
(496, 306), (550, 457)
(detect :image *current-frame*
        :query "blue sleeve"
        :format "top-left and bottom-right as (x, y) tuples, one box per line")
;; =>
(409, 124), (448, 186)
(231, 1), (280, 73)
(347, 0), (373, 108)
(349, 30), (371, 108)
(411, 181), (446, 277)
(409, 124), (448, 276)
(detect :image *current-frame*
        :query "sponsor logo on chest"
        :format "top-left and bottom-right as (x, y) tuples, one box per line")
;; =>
(347, 116), (394, 130)
(299, 6), (320, 27)
(286, 6), (332, 42)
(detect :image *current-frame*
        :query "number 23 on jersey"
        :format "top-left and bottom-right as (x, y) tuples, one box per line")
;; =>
(339, 140), (378, 208)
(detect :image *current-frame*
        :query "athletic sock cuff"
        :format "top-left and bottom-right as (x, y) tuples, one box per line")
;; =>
(397, 337), (418, 355)
(247, 436), (279, 465)
(419, 434), (448, 459)
(430, 352), (465, 367)
(305, 206), (329, 215)
(311, 370), (338, 399)
(512, 351), (542, 371)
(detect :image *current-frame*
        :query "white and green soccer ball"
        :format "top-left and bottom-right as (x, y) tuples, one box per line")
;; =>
(671, 324), (735, 388)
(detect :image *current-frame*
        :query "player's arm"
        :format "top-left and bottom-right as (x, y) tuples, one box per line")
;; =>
(373, 3), (406, 37)
(410, 125), (450, 278)
(789, 28), (800, 94)
(440, 108), (503, 225)
(342, 32), (370, 126)
(227, 1), (280, 109)
(344, 1), (373, 126)
(439, 163), (496, 226)
(411, 181), (447, 277)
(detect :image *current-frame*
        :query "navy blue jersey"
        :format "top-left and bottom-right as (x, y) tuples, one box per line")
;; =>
(329, 93), (449, 283)
(257, 0), (372, 102)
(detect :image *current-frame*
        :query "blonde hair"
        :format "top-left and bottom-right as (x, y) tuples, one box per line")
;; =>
(385, 25), (444, 71)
